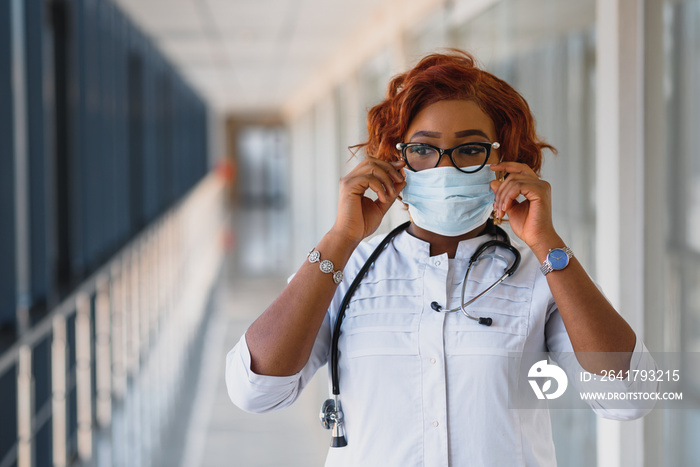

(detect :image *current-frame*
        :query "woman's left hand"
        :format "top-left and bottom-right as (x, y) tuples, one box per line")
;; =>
(489, 162), (558, 250)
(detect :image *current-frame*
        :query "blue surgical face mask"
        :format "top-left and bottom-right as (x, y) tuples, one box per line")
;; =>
(401, 166), (496, 237)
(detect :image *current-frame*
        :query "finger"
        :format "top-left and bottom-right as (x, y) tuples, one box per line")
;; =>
(342, 158), (406, 203)
(494, 175), (526, 210)
(498, 183), (524, 214)
(490, 161), (539, 178)
(491, 167), (543, 211)
(490, 179), (504, 218)
(385, 180), (406, 207)
(364, 176), (391, 203)
(494, 172), (541, 192)
(342, 172), (380, 201)
(373, 189), (399, 215)
(499, 197), (522, 219)
(496, 176), (534, 210)
(344, 167), (396, 199)
(367, 175), (405, 204)
(373, 180), (406, 212)
(365, 157), (406, 184)
(368, 166), (401, 198)
(496, 177), (547, 213)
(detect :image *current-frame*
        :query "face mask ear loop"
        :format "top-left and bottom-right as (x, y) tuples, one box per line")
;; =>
(492, 151), (506, 225)
(495, 150), (505, 180)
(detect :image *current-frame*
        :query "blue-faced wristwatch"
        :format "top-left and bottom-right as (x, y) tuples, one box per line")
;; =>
(539, 247), (574, 275)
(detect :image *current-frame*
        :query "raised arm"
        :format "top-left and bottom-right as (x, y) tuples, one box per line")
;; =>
(490, 162), (636, 374)
(244, 158), (406, 376)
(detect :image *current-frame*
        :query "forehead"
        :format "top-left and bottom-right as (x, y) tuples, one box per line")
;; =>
(406, 100), (496, 138)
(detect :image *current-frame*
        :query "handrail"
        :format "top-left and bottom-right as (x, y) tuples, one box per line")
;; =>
(0, 172), (219, 375)
(0, 171), (228, 467)
(0, 224), (143, 374)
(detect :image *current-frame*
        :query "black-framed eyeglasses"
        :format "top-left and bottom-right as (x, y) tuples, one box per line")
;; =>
(395, 141), (501, 173)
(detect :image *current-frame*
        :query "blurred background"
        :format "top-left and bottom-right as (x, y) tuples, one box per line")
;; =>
(0, 0), (698, 466)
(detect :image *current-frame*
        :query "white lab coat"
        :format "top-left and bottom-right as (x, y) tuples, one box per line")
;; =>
(226, 229), (657, 466)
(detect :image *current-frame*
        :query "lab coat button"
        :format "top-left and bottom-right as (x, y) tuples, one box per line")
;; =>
(430, 358), (437, 365)
(432, 421), (439, 427)
(434, 260), (441, 267)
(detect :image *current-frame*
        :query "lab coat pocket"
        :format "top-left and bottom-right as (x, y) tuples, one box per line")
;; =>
(342, 279), (422, 358)
(444, 281), (532, 356)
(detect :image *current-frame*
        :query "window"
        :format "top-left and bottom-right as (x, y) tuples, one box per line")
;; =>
(663, 1), (700, 464)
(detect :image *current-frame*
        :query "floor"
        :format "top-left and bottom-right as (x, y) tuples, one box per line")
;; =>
(176, 208), (329, 467)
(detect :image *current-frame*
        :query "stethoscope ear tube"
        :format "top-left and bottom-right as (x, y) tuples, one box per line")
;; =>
(470, 239), (521, 277)
(433, 225), (521, 326)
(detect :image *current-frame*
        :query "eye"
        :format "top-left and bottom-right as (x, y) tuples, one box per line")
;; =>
(408, 144), (434, 157)
(456, 144), (486, 156)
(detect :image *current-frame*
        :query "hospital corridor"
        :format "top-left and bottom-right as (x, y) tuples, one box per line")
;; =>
(1, 0), (699, 466)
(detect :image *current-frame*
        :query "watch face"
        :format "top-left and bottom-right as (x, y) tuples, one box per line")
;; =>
(547, 248), (570, 270)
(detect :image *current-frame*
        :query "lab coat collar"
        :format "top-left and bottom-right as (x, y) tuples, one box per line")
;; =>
(392, 225), (500, 261)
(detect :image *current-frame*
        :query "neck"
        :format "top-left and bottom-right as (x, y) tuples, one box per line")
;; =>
(407, 221), (491, 258)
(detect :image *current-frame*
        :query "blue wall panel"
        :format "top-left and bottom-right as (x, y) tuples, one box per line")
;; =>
(2, 0), (210, 332)
(114, 10), (129, 246)
(143, 45), (159, 220)
(52, 0), (75, 297)
(25, 0), (51, 310)
(0, 0), (17, 328)
(128, 40), (145, 234)
(69, 0), (87, 281)
(100, 1), (118, 253)
(83, 0), (101, 270)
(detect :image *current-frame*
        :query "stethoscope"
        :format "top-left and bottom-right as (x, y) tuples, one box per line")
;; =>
(319, 219), (522, 447)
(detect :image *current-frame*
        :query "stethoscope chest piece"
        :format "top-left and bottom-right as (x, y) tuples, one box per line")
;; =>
(320, 396), (347, 447)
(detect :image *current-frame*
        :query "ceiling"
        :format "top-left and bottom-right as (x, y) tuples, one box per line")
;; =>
(113, 0), (389, 116)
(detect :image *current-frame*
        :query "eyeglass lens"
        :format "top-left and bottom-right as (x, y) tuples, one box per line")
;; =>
(404, 143), (489, 171)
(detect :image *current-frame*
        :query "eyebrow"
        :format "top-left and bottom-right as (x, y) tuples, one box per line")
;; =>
(409, 129), (490, 140)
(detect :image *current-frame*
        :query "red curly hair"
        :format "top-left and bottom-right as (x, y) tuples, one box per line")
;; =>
(355, 49), (555, 173)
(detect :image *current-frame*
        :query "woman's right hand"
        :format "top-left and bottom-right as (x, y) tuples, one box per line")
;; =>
(330, 157), (406, 245)
(244, 157), (405, 377)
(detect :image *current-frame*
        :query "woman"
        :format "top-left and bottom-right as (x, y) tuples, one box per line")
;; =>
(226, 50), (657, 466)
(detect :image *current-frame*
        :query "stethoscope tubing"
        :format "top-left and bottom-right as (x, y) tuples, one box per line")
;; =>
(323, 220), (522, 447)
(330, 222), (520, 395)
(442, 239), (521, 315)
(330, 221), (411, 396)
